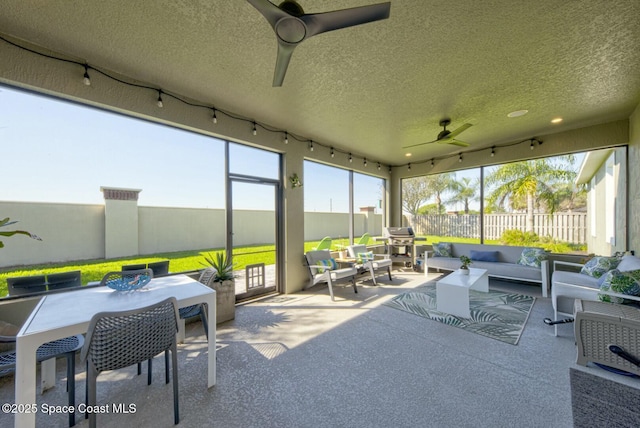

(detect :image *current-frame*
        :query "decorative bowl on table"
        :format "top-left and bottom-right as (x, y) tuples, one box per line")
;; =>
(102, 269), (153, 291)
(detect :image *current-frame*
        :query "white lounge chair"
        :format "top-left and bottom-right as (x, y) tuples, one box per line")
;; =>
(305, 250), (358, 301)
(347, 244), (392, 286)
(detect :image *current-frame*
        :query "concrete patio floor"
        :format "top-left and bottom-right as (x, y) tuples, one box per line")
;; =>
(1, 270), (636, 427)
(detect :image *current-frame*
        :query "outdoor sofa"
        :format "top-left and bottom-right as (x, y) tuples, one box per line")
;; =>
(425, 242), (550, 297)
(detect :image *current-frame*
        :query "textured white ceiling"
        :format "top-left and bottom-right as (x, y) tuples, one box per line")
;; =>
(1, 0), (639, 165)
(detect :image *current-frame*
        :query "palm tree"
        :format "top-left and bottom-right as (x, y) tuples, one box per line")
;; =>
(485, 156), (576, 231)
(448, 177), (479, 214)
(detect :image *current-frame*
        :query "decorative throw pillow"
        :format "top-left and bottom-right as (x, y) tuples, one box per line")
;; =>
(616, 254), (640, 272)
(470, 250), (499, 262)
(432, 242), (452, 258)
(357, 252), (374, 263)
(316, 258), (337, 273)
(598, 269), (640, 304)
(580, 256), (621, 278)
(517, 248), (547, 268)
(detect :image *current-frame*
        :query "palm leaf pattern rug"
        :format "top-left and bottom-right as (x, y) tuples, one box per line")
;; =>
(384, 284), (535, 345)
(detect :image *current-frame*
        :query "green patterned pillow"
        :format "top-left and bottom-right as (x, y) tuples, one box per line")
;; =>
(580, 256), (621, 278)
(598, 269), (640, 304)
(517, 248), (547, 268)
(357, 252), (374, 263)
(432, 243), (452, 258)
(316, 258), (337, 273)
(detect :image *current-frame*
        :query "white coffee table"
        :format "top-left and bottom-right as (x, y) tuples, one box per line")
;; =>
(436, 268), (489, 318)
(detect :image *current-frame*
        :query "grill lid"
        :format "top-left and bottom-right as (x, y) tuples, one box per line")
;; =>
(383, 227), (415, 238)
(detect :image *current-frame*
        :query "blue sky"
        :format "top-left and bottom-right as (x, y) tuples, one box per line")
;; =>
(1, 85), (384, 213)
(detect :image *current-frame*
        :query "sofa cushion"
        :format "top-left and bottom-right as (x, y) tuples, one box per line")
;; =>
(598, 269), (640, 304)
(617, 255), (640, 272)
(552, 270), (600, 289)
(470, 250), (499, 262)
(517, 248), (547, 268)
(432, 242), (452, 258)
(580, 256), (621, 278)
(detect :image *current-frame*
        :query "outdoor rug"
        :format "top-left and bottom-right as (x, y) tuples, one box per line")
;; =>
(384, 284), (535, 345)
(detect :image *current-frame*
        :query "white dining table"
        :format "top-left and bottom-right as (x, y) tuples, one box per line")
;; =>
(14, 274), (216, 428)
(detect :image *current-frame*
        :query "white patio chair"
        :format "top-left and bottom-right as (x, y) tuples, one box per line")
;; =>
(304, 250), (358, 301)
(347, 244), (392, 286)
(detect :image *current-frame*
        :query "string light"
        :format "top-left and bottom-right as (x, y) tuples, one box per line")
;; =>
(0, 35), (394, 177)
(408, 163), (411, 171)
(530, 141), (535, 150)
(491, 146), (495, 157)
(309, 140), (314, 152)
(156, 90), (163, 108)
(458, 153), (463, 163)
(431, 158), (435, 167)
(83, 64), (91, 86)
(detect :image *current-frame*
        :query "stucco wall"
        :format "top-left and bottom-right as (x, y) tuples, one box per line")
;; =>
(0, 201), (104, 266)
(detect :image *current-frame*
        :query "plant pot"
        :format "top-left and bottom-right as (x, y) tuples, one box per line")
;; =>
(460, 267), (470, 275)
(212, 279), (235, 324)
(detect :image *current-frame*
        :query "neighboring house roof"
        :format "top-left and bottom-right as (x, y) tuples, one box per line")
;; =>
(576, 149), (614, 185)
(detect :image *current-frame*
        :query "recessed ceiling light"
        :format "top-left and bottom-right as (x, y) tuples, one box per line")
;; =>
(551, 117), (563, 124)
(405, 153), (412, 157)
(507, 110), (529, 118)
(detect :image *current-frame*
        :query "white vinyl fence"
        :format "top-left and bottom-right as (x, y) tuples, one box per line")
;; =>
(409, 212), (587, 244)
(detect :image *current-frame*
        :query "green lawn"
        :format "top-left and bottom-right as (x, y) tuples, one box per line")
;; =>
(0, 234), (580, 297)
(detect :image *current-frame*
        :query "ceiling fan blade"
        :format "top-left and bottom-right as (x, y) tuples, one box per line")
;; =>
(246, 0), (290, 29)
(302, 2), (391, 38)
(446, 123), (473, 139)
(402, 139), (438, 149)
(446, 140), (470, 147)
(273, 41), (297, 86)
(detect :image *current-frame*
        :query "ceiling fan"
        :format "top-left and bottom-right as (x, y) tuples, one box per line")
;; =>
(247, 0), (391, 86)
(403, 119), (473, 148)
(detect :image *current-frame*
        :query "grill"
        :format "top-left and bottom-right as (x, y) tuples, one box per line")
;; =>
(383, 227), (416, 246)
(382, 227), (419, 267)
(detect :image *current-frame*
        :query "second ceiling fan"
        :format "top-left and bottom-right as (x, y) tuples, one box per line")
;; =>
(404, 119), (473, 149)
(247, 0), (391, 86)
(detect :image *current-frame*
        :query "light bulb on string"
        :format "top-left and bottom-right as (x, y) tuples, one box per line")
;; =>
(491, 147), (495, 157)
(211, 108), (217, 124)
(408, 163), (411, 171)
(364, 158), (368, 167)
(459, 153), (463, 163)
(284, 132), (288, 144)
(309, 141), (314, 152)
(83, 65), (91, 86)
(530, 141), (535, 150)
(431, 159), (435, 167)
(377, 162), (381, 171)
(252, 122), (257, 136)
(348, 153), (353, 163)
(156, 90), (163, 108)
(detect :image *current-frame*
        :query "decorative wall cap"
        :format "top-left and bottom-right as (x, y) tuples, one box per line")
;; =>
(100, 187), (142, 201)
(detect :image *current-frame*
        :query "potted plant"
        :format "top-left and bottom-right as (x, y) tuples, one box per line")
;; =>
(201, 251), (236, 323)
(459, 255), (472, 275)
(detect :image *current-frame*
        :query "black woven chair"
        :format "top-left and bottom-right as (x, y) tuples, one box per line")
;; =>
(121, 263), (146, 271)
(147, 260), (170, 276)
(47, 270), (82, 291)
(177, 268), (214, 340)
(81, 297), (180, 428)
(7, 274), (47, 296)
(0, 334), (84, 427)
